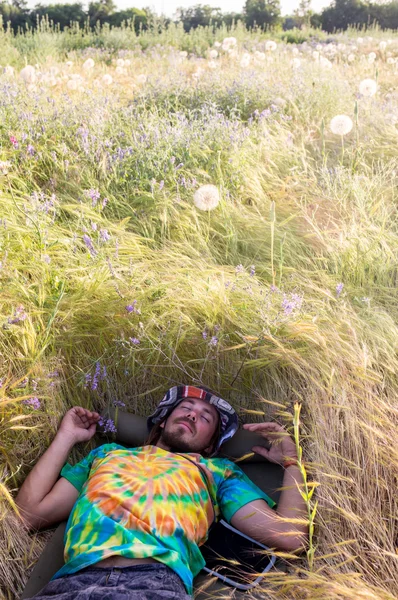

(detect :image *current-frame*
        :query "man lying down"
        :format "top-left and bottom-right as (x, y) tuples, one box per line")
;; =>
(16, 384), (308, 599)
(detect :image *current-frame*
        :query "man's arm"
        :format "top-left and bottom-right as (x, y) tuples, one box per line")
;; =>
(15, 407), (99, 530)
(230, 422), (308, 552)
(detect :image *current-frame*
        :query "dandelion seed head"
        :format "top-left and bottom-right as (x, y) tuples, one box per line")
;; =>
(102, 74), (113, 86)
(193, 185), (220, 211)
(359, 78), (377, 97)
(20, 65), (36, 83)
(265, 40), (277, 52)
(330, 114), (353, 136)
(83, 58), (95, 70)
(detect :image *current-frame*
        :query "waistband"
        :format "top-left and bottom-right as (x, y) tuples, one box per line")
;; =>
(81, 563), (171, 574)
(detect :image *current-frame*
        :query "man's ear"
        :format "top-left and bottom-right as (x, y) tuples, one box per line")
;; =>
(160, 421), (165, 429)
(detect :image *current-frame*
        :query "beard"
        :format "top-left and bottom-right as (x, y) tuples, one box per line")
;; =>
(159, 425), (198, 453)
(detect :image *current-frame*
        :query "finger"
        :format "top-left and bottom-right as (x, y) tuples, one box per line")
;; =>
(251, 446), (271, 459)
(243, 422), (283, 431)
(243, 422), (284, 431)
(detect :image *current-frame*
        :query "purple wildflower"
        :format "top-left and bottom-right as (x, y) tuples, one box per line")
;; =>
(0, 377), (4, 388)
(91, 222), (98, 231)
(125, 301), (140, 314)
(235, 264), (245, 274)
(43, 254), (51, 264)
(102, 197), (109, 208)
(130, 337), (140, 345)
(336, 283), (344, 297)
(209, 336), (218, 347)
(84, 373), (92, 389)
(91, 361), (101, 391)
(281, 293), (303, 316)
(113, 399), (126, 407)
(83, 234), (97, 257)
(202, 331), (208, 340)
(100, 229), (111, 242)
(32, 380), (38, 391)
(8, 305), (27, 324)
(85, 189), (101, 207)
(27, 144), (35, 156)
(250, 265), (255, 277)
(159, 180), (164, 191)
(98, 417), (117, 433)
(22, 397), (41, 410)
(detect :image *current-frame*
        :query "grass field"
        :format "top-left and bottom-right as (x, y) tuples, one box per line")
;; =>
(0, 19), (397, 600)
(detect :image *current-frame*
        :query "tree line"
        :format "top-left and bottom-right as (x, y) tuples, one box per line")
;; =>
(2, 0), (398, 33)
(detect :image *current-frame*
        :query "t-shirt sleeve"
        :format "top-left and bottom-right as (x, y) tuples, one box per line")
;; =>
(217, 461), (277, 524)
(60, 443), (117, 493)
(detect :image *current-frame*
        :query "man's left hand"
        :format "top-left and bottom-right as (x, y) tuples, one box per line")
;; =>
(242, 422), (297, 465)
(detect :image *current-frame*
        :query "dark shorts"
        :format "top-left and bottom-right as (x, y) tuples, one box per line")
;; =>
(26, 563), (192, 600)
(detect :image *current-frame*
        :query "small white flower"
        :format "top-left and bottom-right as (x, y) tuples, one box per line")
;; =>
(379, 41), (387, 51)
(347, 53), (355, 62)
(116, 58), (125, 67)
(20, 65), (36, 83)
(214, 41), (221, 48)
(102, 74), (113, 85)
(192, 67), (204, 80)
(124, 59), (131, 67)
(240, 53), (251, 68)
(387, 57), (395, 65)
(292, 47), (299, 56)
(265, 40), (277, 51)
(273, 97), (286, 107)
(359, 78), (377, 97)
(254, 50), (265, 61)
(221, 37), (237, 52)
(312, 50), (320, 60)
(115, 66), (126, 75)
(291, 58), (301, 69)
(67, 79), (78, 91)
(4, 65), (14, 76)
(319, 56), (332, 69)
(179, 51), (188, 58)
(193, 185), (220, 211)
(82, 58), (95, 70)
(330, 115), (353, 136)
(66, 60), (74, 67)
(368, 52), (376, 64)
(209, 49), (218, 59)
(136, 74), (147, 84)
(357, 37), (364, 44)
(0, 160), (11, 174)
(208, 60), (218, 70)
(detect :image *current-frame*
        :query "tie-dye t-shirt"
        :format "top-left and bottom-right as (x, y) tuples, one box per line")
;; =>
(53, 443), (275, 594)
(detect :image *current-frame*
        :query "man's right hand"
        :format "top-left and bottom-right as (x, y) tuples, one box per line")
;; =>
(58, 406), (100, 444)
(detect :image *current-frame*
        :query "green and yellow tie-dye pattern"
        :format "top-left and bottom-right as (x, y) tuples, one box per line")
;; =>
(53, 443), (275, 594)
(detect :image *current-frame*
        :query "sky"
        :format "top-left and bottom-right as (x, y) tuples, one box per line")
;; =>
(115, 0), (333, 17)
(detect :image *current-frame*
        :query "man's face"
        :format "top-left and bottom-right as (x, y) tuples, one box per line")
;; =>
(158, 397), (219, 455)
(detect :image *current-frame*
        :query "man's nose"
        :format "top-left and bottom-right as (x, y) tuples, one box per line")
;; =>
(186, 411), (196, 422)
